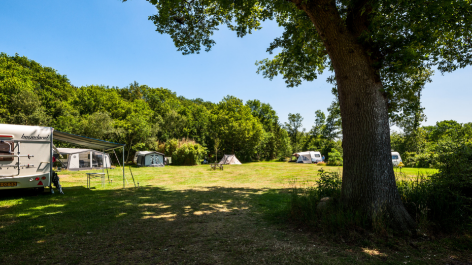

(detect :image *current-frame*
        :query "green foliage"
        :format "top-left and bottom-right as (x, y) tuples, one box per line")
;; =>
(284, 113), (304, 152)
(246, 99), (279, 132)
(210, 96), (264, 162)
(311, 110), (325, 138)
(327, 148), (343, 166)
(289, 169), (341, 224)
(322, 101), (341, 141)
(434, 140), (472, 189)
(397, 140), (472, 231)
(170, 139), (207, 165)
(0, 53), (55, 125)
(165, 138), (179, 157)
(403, 151), (438, 168)
(391, 120), (472, 168)
(276, 129), (292, 160)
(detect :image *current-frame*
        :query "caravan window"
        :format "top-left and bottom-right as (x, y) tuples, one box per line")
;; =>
(315, 154), (321, 157)
(392, 155), (399, 160)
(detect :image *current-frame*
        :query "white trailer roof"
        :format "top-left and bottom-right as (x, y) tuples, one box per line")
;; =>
(294, 151), (320, 155)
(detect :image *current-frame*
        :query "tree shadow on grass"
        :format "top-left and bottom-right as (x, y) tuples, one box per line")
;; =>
(2, 186), (443, 264)
(1, 186), (333, 264)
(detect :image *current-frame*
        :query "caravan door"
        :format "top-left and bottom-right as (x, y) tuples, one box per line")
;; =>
(150, 154), (161, 165)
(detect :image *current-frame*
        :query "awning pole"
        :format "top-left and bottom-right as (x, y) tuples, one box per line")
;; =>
(113, 150), (122, 168)
(122, 146), (125, 189)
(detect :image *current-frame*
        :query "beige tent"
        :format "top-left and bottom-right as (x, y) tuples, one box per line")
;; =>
(218, 154), (242, 165)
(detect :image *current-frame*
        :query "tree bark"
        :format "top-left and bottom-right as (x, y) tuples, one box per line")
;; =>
(294, 0), (416, 231)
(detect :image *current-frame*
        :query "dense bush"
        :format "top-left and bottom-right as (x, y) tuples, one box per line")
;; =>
(403, 151), (438, 168)
(397, 140), (472, 231)
(170, 139), (207, 165)
(327, 148), (343, 166)
(289, 169), (340, 221)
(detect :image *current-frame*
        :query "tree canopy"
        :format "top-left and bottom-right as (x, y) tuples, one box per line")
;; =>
(136, 0), (471, 120)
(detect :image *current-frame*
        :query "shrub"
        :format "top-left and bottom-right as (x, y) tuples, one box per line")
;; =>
(166, 138), (207, 165)
(403, 151), (438, 168)
(397, 140), (472, 231)
(327, 148), (343, 166)
(288, 169), (364, 232)
(164, 139), (179, 157)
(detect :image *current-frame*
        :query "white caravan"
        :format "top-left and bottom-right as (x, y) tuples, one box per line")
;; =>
(295, 151), (323, 163)
(391, 151), (402, 166)
(0, 124), (61, 192)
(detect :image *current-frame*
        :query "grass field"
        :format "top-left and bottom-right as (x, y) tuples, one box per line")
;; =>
(0, 163), (469, 264)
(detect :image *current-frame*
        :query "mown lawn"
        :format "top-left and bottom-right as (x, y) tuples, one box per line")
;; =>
(0, 162), (469, 264)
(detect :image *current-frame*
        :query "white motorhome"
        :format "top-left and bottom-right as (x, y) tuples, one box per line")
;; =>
(391, 151), (402, 166)
(0, 124), (59, 192)
(294, 151), (323, 163)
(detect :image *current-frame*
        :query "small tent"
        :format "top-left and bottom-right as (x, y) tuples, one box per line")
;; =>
(54, 148), (111, 171)
(134, 151), (165, 167)
(218, 154), (242, 165)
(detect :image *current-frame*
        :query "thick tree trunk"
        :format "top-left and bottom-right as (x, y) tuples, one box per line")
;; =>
(295, 0), (416, 231)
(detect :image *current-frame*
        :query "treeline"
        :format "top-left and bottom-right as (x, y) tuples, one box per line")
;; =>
(391, 120), (472, 167)
(0, 53), (342, 164)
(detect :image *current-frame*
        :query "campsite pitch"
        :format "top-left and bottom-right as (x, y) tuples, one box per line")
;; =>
(0, 163), (468, 264)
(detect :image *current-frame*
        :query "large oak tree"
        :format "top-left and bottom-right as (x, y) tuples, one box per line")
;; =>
(127, 0), (472, 231)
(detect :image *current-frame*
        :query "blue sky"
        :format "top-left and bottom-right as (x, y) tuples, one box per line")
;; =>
(2, 0), (471, 131)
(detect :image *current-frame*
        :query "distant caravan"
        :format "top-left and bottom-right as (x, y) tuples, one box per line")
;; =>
(391, 151), (402, 166)
(293, 151), (323, 163)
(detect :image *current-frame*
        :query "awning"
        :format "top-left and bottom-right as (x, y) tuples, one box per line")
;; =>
(55, 148), (93, 154)
(53, 130), (125, 151)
